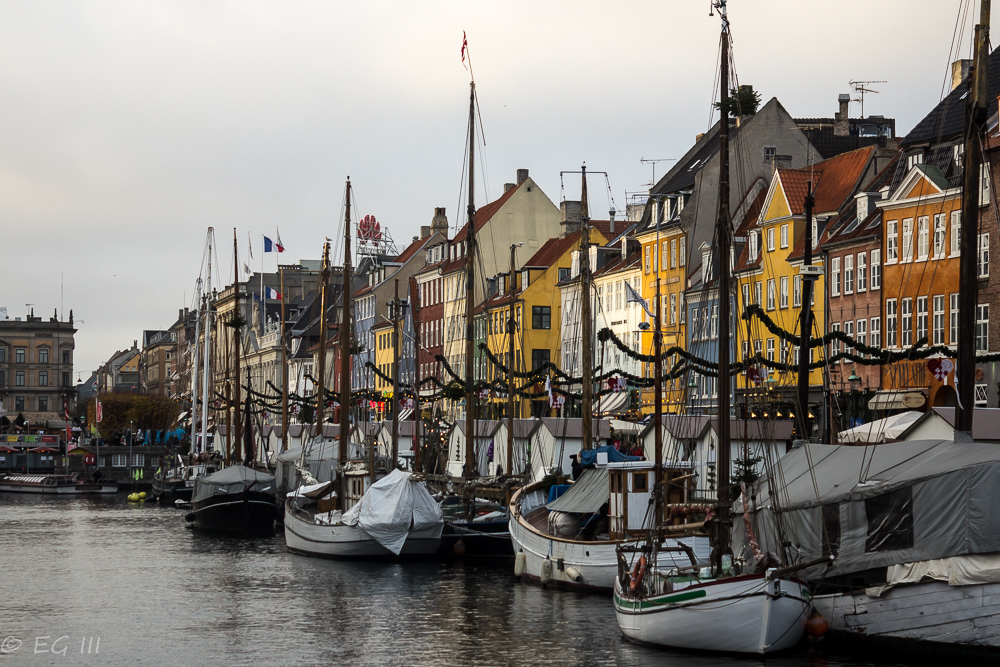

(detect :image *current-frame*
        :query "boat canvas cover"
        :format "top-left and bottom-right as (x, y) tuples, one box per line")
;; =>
(578, 446), (639, 467)
(737, 439), (1000, 580)
(192, 465), (275, 503)
(546, 467), (610, 514)
(341, 469), (443, 555)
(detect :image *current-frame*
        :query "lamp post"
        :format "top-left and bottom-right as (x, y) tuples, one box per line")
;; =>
(848, 368), (862, 428)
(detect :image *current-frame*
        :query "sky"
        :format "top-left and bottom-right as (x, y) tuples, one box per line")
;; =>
(0, 0), (982, 377)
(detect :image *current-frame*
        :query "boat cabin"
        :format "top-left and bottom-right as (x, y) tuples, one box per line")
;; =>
(607, 460), (696, 539)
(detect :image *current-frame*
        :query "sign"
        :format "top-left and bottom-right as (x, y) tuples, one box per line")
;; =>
(902, 392), (926, 408)
(84, 454), (96, 465)
(606, 376), (627, 393)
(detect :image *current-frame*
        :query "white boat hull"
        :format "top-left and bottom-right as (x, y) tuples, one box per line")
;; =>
(509, 510), (710, 594)
(284, 505), (443, 559)
(614, 574), (810, 654)
(814, 580), (1000, 650)
(0, 476), (117, 495)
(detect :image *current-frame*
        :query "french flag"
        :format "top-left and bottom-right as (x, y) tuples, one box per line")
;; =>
(265, 287), (282, 301)
(263, 236), (284, 253)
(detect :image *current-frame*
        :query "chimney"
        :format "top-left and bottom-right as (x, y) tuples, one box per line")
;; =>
(517, 168), (529, 184)
(952, 59), (972, 91)
(504, 183), (515, 193)
(560, 201), (583, 235)
(834, 93), (851, 137)
(420, 225), (430, 239)
(430, 207), (448, 238)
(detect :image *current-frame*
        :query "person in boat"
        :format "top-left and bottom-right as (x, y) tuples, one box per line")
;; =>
(570, 454), (582, 481)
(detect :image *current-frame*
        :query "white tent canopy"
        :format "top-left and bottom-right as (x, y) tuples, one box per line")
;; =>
(837, 410), (922, 444)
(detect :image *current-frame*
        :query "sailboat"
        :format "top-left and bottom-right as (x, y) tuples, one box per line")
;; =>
(284, 181), (444, 559)
(509, 165), (711, 593)
(188, 229), (278, 536)
(612, 1), (809, 653)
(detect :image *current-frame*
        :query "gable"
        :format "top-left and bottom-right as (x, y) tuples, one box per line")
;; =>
(901, 174), (943, 200)
(761, 179), (791, 223)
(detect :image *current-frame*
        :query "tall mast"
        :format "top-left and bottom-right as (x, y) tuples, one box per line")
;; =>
(580, 165), (593, 450)
(506, 243), (519, 476)
(957, 0), (991, 437)
(714, 0), (732, 573)
(339, 179), (353, 465)
(797, 184), (815, 440)
(464, 81), (478, 480)
(653, 200), (663, 525)
(315, 241), (331, 443)
(201, 231), (212, 456)
(190, 277), (202, 455)
(391, 279), (401, 468)
(232, 229), (242, 463)
(410, 276), (422, 472)
(280, 265), (288, 451)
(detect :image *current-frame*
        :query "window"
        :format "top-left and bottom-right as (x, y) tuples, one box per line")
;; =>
(632, 471), (649, 492)
(886, 299), (898, 348)
(781, 342), (790, 365)
(981, 162), (991, 205)
(38, 396), (48, 411)
(38, 372), (48, 387)
(754, 282), (762, 306)
(14, 396), (23, 411)
(691, 309), (700, 341)
(644, 246), (651, 274)
(132, 454), (144, 467)
(870, 317), (881, 349)
(766, 338), (775, 361)
(856, 319), (867, 350)
(865, 488), (914, 553)
(531, 306), (551, 330)
(933, 214), (946, 259)
(844, 321), (854, 354)
(933, 295), (945, 346)
(680, 238), (687, 266)
(917, 216), (929, 260)
(844, 254), (854, 294)
(980, 233), (990, 278)
(15, 371), (24, 386)
(763, 145), (776, 162)
(0, 370), (4, 386)
(780, 276), (788, 308)
(558, 267), (570, 282)
(749, 232), (759, 260)
(766, 279), (776, 311)
(831, 257), (841, 296)
(780, 224), (789, 249)
(977, 304), (989, 352)
(901, 298), (913, 347)
(950, 293), (959, 345)
(902, 218), (913, 262)
(670, 239), (677, 268)
(870, 250), (881, 290)
(793, 275), (802, 307)
(0, 349), (4, 362)
(742, 284), (750, 312)
(831, 323), (841, 356)
(916, 297), (928, 342)
(112, 454), (128, 468)
(15, 348), (25, 363)
(951, 211), (962, 257)
(767, 227), (775, 252)
(886, 219), (898, 263)
(669, 293), (677, 325)
(856, 252), (866, 292)
(38, 348), (48, 364)
(679, 293), (686, 323)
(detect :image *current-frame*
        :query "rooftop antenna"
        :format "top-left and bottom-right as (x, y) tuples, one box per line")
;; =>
(849, 80), (886, 117)
(640, 157), (676, 188)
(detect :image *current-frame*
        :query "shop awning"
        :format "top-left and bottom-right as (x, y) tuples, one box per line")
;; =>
(597, 391), (629, 414)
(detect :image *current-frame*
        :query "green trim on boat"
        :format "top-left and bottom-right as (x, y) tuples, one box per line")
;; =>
(615, 587), (708, 610)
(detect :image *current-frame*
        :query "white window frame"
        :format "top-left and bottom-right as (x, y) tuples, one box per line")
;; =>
(780, 224), (789, 249)
(767, 227), (775, 252)
(766, 279), (776, 311)
(870, 317), (881, 349)
(856, 318), (867, 351)
(902, 298), (913, 347)
(831, 257), (841, 297)
(112, 454), (127, 468)
(793, 275), (802, 307)
(980, 232), (990, 278)
(766, 338), (775, 361)
(844, 320), (854, 354)
(831, 323), (841, 356)
(870, 249), (881, 290)
(977, 304), (990, 352)
(754, 281), (762, 306)
(950, 211), (962, 258)
(933, 294), (945, 346)
(886, 298), (898, 348)
(916, 296), (928, 342)
(856, 252), (867, 292)
(917, 216), (929, 261)
(844, 254), (854, 294)
(950, 293), (959, 346)
(981, 162), (991, 206)
(886, 220), (898, 263)
(933, 213), (946, 259)
(779, 276), (788, 309)
(902, 218), (914, 262)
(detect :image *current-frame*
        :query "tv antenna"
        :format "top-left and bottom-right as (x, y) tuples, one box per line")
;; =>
(640, 158), (676, 188)
(849, 80), (886, 118)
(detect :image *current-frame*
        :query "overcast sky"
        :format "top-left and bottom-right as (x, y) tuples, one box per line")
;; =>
(0, 1), (981, 377)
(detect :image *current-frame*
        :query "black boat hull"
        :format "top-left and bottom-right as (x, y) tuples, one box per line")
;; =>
(439, 519), (513, 557)
(189, 491), (277, 536)
(153, 478), (192, 503)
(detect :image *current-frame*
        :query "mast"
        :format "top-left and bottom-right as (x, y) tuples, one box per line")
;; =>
(244, 368), (253, 466)
(315, 240), (331, 442)
(797, 184), (815, 440)
(506, 242), (519, 476)
(653, 200), (663, 526)
(233, 229), (242, 463)
(957, 0), (991, 437)
(201, 232), (213, 456)
(714, 0), (733, 573)
(464, 81), (478, 480)
(280, 265), (288, 451)
(391, 279), (400, 468)
(190, 277), (202, 455)
(410, 276), (422, 472)
(580, 165), (593, 450)
(339, 179), (353, 466)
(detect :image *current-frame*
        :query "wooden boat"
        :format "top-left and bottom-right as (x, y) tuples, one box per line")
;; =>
(0, 474), (117, 495)
(152, 464), (208, 503)
(438, 497), (512, 557)
(187, 464), (277, 536)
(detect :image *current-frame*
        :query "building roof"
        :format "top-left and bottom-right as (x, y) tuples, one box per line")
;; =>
(650, 119), (733, 195)
(453, 180), (525, 243)
(524, 231), (582, 268)
(904, 47), (1000, 147)
(394, 233), (435, 265)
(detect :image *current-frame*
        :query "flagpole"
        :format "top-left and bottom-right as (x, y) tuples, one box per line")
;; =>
(260, 237), (265, 334)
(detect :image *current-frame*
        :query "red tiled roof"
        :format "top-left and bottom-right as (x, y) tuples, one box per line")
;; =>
(775, 146), (876, 218)
(524, 232), (582, 268)
(453, 180), (525, 243)
(394, 234), (433, 265)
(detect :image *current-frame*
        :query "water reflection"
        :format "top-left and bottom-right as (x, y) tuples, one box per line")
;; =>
(0, 495), (910, 666)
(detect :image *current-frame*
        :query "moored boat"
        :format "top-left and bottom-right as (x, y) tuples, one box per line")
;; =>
(0, 473), (117, 495)
(187, 465), (277, 536)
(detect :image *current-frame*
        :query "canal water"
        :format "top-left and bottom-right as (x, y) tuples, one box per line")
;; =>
(1, 494), (918, 666)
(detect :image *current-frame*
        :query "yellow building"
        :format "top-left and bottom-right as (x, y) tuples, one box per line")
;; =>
(636, 207), (688, 414)
(735, 147), (882, 431)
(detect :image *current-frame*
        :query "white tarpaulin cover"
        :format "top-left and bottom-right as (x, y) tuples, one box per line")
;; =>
(837, 411), (922, 443)
(887, 553), (1000, 587)
(341, 469), (443, 555)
